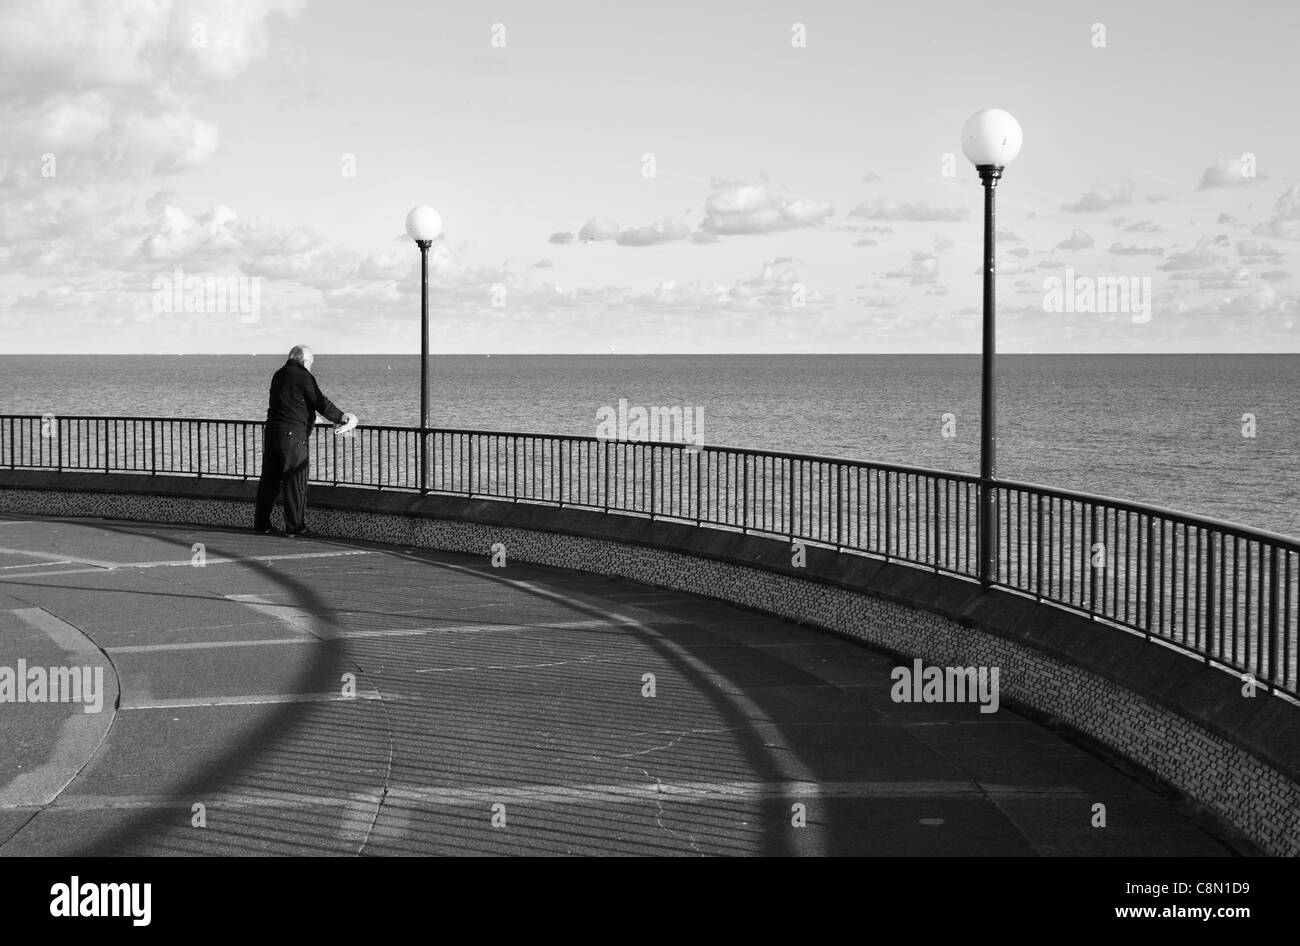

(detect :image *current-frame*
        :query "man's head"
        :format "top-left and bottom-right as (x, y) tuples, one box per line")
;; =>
(288, 345), (315, 372)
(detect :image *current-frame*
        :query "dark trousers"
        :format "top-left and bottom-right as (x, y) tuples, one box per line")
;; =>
(254, 426), (310, 532)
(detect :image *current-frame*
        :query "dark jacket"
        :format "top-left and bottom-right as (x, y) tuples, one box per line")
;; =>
(265, 360), (345, 434)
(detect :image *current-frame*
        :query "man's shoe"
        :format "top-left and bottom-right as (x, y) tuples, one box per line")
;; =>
(286, 528), (316, 538)
(254, 526), (281, 535)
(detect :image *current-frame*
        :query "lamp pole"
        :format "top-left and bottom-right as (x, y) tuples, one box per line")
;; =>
(406, 205), (443, 494)
(978, 164), (1001, 586)
(418, 238), (431, 492)
(961, 109), (1022, 587)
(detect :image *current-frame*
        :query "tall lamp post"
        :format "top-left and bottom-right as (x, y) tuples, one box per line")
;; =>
(406, 205), (443, 493)
(961, 109), (1022, 586)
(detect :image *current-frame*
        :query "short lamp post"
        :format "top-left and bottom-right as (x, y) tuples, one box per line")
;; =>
(406, 205), (443, 493)
(961, 108), (1023, 586)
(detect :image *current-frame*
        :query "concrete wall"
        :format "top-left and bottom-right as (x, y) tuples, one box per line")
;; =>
(2, 469), (1297, 856)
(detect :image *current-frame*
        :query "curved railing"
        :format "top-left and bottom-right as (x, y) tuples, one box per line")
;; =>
(2, 413), (1296, 699)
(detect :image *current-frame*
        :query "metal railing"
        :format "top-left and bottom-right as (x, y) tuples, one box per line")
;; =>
(2, 413), (1296, 698)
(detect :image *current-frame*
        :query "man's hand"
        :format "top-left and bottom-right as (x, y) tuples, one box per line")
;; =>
(334, 412), (358, 435)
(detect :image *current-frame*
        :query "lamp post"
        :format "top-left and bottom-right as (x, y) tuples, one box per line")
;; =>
(406, 205), (443, 493)
(961, 108), (1022, 586)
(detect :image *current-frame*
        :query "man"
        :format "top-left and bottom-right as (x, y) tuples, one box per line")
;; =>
(253, 345), (356, 536)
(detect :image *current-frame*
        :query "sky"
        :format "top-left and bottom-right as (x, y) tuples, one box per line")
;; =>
(1, 0), (1298, 354)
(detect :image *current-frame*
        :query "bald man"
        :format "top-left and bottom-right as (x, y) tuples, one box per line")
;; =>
(253, 345), (355, 536)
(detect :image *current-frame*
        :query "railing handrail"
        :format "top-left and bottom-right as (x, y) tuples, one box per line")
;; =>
(2, 411), (1297, 697)
(5, 412), (1295, 549)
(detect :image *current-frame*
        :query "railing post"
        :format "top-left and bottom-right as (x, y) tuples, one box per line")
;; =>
(466, 433), (474, 498)
(884, 472), (892, 560)
(740, 452), (747, 533)
(56, 418), (63, 472)
(418, 427), (427, 494)
(1145, 517), (1157, 638)
(695, 447), (703, 525)
(1036, 494), (1046, 599)
(1267, 545), (1280, 691)
(786, 457), (795, 540)
(978, 479), (1000, 586)
(650, 444), (660, 517)
(603, 439), (610, 513)
(1088, 503), (1099, 617)
(837, 462), (847, 550)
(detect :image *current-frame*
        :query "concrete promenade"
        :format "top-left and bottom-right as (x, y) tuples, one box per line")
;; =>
(0, 513), (1238, 856)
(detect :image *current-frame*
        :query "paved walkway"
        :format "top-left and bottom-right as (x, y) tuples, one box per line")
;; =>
(0, 514), (1235, 856)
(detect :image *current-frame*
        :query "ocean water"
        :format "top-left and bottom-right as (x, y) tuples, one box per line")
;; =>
(1, 354), (1296, 538)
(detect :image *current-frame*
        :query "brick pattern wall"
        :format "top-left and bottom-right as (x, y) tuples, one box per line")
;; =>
(3, 485), (1296, 856)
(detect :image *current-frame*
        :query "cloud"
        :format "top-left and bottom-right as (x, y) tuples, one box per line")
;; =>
(620, 257), (829, 313)
(137, 203), (243, 261)
(848, 198), (967, 222)
(886, 252), (939, 285)
(1055, 229), (1095, 251)
(1159, 238), (1224, 271)
(1121, 219), (1162, 233)
(616, 217), (689, 246)
(701, 183), (834, 235)
(1198, 156), (1262, 189)
(548, 231), (575, 244)
(0, 90), (220, 181)
(996, 228), (1022, 243)
(529, 259), (553, 269)
(1061, 180), (1134, 212)
(0, 0), (305, 88)
(1196, 267), (1255, 291)
(1237, 240), (1283, 262)
(1109, 243), (1165, 257)
(862, 172), (883, 183)
(577, 218), (619, 242)
(1251, 186), (1300, 241)
(860, 293), (906, 307)
(853, 238), (877, 247)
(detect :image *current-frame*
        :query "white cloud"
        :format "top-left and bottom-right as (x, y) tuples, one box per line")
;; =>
(578, 217), (619, 242)
(848, 198), (967, 222)
(1055, 229), (1095, 252)
(1237, 240), (1283, 263)
(1110, 243), (1165, 257)
(1159, 238), (1225, 271)
(1198, 156), (1263, 189)
(0, 0), (304, 88)
(1061, 180), (1134, 212)
(701, 183), (834, 234)
(886, 252), (939, 285)
(1252, 186), (1300, 241)
(616, 217), (689, 246)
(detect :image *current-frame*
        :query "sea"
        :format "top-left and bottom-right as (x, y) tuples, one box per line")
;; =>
(1, 354), (1296, 538)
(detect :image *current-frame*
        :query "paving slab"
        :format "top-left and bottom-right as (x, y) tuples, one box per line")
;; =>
(0, 514), (1240, 856)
